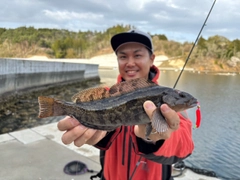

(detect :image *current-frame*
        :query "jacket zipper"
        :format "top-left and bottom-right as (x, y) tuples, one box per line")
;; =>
(127, 132), (132, 180)
(122, 126), (128, 165)
(122, 126), (132, 180)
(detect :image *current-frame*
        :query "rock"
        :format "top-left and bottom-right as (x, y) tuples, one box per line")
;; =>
(231, 56), (240, 63)
(1, 127), (12, 134)
(5, 110), (12, 116)
(227, 56), (240, 67)
(227, 60), (236, 67)
(0, 79), (100, 134)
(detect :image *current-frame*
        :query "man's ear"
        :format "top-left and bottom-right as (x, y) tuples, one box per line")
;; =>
(150, 54), (155, 65)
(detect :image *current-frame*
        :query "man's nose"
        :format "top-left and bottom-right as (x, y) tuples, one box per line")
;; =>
(126, 57), (135, 66)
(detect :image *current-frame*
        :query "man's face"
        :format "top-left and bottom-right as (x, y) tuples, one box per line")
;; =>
(116, 42), (155, 81)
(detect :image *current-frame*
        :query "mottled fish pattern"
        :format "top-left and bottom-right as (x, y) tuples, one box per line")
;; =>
(38, 78), (198, 138)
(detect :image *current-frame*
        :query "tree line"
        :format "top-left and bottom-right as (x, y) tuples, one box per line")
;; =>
(0, 25), (239, 68)
(0, 25), (134, 58)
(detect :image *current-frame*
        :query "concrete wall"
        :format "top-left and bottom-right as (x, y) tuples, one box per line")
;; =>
(0, 58), (99, 96)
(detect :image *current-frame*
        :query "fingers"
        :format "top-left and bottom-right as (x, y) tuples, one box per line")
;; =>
(57, 116), (107, 147)
(86, 130), (107, 145)
(134, 123), (147, 140)
(61, 124), (88, 145)
(57, 116), (80, 131)
(143, 100), (156, 118)
(134, 124), (172, 141)
(72, 128), (99, 147)
(134, 101), (155, 139)
(160, 104), (180, 130)
(63, 128), (107, 147)
(144, 102), (180, 130)
(135, 101), (160, 140)
(136, 101), (180, 141)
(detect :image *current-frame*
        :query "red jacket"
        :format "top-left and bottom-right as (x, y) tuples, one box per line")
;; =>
(95, 65), (194, 180)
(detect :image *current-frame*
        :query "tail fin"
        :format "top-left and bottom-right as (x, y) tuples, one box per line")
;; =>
(38, 96), (55, 118)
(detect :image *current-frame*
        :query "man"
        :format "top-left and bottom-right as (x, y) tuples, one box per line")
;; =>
(58, 29), (194, 180)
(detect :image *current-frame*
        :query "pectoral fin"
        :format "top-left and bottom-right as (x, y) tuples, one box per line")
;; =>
(145, 109), (169, 138)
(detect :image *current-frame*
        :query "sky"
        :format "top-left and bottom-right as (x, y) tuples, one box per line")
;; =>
(0, 0), (239, 42)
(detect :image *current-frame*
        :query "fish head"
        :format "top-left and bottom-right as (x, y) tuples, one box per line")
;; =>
(162, 90), (198, 112)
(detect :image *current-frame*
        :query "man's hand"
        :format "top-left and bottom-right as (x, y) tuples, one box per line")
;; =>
(57, 116), (107, 147)
(134, 100), (180, 142)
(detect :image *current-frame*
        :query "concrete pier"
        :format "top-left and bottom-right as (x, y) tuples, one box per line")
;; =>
(0, 58), (99, 97)
(0, 122), (220, 180)
(0, 57), (220, 180)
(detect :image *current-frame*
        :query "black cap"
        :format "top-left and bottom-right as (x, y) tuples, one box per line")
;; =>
(111, 29), (153, 53)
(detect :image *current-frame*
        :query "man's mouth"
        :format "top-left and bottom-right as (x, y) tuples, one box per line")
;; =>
(126, 70), (138, 76)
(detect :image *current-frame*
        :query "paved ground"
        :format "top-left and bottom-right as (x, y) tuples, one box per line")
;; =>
(1, 55), (221, 180)
(0, 123), (101, 180)
(0, 122), (220, 180)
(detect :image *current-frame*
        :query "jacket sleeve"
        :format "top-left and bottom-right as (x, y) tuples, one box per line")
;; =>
(130, 112), (194, 165)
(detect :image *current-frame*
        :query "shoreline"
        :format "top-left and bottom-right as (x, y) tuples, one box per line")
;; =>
(99, 65), (240, 76)
(23, 55), (240, 74)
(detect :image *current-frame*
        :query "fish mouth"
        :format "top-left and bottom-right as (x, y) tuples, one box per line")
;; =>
(189, 98), (198, 108)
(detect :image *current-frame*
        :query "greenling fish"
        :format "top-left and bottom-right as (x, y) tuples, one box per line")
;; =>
(38, 78), (198, 138)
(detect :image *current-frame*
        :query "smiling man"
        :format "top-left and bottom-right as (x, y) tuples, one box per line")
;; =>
(116, 42), (154, 80)
(58, 29), (194, 180)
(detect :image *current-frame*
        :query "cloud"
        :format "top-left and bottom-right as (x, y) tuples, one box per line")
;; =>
(43, 10), (104, 21)
(0, 0), (239, 42)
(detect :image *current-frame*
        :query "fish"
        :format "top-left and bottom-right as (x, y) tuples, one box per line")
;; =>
(38, 78), (198, 138)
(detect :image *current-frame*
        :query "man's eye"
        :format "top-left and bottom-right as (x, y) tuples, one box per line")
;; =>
(120, 56), (126, 59)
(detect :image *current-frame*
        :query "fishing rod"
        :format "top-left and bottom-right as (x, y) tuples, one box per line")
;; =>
(129, 1), (217, 180)
(173, 0), (217, 89)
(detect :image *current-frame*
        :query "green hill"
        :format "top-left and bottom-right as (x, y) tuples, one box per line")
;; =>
(0, 25), (240, 72)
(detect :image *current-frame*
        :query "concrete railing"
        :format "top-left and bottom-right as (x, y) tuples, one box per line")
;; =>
(0, 58), (99, 96)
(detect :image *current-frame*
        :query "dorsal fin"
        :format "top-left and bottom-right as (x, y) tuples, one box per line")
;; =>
(109, 78), (157, 97)
(72, 78), (157, 103)
(72, 87), (110, 103)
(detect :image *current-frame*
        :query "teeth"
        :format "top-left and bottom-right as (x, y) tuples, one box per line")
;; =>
(127, 70), (137, 74)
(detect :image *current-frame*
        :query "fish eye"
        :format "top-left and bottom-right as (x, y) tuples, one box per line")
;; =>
(179, 93), (186, 98)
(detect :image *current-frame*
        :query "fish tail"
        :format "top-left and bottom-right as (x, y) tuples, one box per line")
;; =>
(38, 96), (57, 118)
(146, 109), (169, 138)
